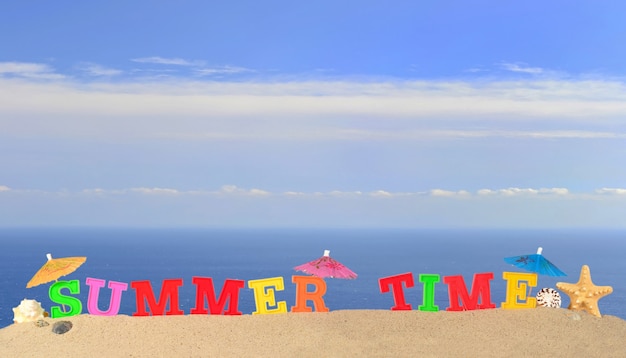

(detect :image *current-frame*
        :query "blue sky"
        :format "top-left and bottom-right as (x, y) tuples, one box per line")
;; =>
(1, 1), (626, 227)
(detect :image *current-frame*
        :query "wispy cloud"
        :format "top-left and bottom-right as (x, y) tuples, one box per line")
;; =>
(215, 185), (271, 196)
(194, 65), (254, 76)
(3, 185), (625, 228)
(0, 61), (65, 80)
(2, 62), (626, 141)
(131, 56), (203, 66)
(595, 188), (626, 195)
(500, 62), (544, 74)
(77, 63), (123, 77)
(130, 187), (180, 195)
(7, 186), (624, 198)
(477, 187), (569, 196)
(430, 189), (471, 197)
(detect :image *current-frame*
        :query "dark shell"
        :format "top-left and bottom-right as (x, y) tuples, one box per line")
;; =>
(51, 321), (73, 334)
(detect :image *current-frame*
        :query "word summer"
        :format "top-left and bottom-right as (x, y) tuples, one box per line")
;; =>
(47, 271), (541, 318)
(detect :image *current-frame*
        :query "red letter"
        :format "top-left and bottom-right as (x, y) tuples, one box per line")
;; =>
(443, 272), (496, 311)
(291, 275), (329, 313)
(190, 277), (245, 315)
(378, 272), (415, 310)
(131, 279), (184, 316)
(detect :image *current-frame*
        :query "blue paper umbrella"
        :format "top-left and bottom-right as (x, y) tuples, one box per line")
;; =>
(504, 247), (566, 277)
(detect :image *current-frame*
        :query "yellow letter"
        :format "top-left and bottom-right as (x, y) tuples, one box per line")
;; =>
(501, 272), (537, 309)
(247, 277), (287, 314)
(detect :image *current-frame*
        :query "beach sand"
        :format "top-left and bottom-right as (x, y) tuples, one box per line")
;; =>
(2, 309), (626, 357)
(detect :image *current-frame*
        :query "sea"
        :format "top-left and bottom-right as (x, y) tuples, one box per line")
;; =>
(1, 227), (625, 328)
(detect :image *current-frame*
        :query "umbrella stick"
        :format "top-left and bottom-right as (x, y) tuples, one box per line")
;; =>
(54, 279), (68, 313)
(527, 285), (534, 300)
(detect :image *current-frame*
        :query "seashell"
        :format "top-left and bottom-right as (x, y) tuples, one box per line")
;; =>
(12, 299), (46, 323)
(34, 319), (49, 328)
(536, 287), (562, 308)
(52, 321), (73, 334)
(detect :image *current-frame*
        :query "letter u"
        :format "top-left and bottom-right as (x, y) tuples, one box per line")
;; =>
(85, 277), (128, 316)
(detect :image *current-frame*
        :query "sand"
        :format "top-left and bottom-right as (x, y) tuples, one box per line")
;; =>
(2, 309), (626, 357)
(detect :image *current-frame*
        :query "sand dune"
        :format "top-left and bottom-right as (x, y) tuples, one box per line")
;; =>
(2, 309), (626, 357)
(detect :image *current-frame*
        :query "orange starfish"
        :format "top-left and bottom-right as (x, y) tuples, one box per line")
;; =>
(556, 265), (613, 318)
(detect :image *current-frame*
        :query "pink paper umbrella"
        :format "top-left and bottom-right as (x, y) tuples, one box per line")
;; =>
(294, 250), (357, 279)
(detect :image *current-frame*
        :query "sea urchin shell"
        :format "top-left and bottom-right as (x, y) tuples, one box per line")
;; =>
(12, 299), (45, 323)
(536, 287), (562, 308)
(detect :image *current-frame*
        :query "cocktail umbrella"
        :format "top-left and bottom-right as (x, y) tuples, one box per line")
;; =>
(294, 250), (357, 279)
(504, 247), (566, 277)
(27, 253), (87, 288)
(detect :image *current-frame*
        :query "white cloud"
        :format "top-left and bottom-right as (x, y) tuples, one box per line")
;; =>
(194, 66), (253, 76)
(130, 58), (252, 77)
(131, 57), (202, 66)
(9, 186), (626, 201)
(82, 188), (106, 194)
(0, 61), (64, 80)
(326, 190), (363, 197)
(500, 188), (538, 196)
(430, 189), (470, 197)
(217, 185), (271, 196)
(130, 187), (180, 195)
(477, 187), (570, 196)
(369, 190), (393, 197)
(500, 62), (544, 75)
(249, 188), (271, 196)
(3, 75), (626, 141)
(78, 63), (122, 77)
(595, 188), (626, 195)
(284, 191), (306, 196)
(540, 188), (569, 195)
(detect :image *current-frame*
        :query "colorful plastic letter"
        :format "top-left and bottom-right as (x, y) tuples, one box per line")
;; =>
(378, 272), (415, 310)
(190, 277), (245, 315)
(85, 277), (128, 316)
(291, 275), (330, 313)
(131, 279), (184, 316)
(443, 272), (496, 311)
(501, 272), (537, 309)
(49, 280), (82, 318)
(418, 274), (440, 312)
(247, 277), (287, 315)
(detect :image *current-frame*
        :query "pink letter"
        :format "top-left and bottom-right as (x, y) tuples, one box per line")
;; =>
(85, 277), (128, 316)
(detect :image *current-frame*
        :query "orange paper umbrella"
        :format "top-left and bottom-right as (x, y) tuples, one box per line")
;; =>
(26, 253), (87, 288)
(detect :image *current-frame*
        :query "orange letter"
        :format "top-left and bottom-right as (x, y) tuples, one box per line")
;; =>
(291, 275), (329, 313)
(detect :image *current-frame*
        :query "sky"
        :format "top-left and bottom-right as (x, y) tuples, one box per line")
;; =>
(1, 1), (626, 228)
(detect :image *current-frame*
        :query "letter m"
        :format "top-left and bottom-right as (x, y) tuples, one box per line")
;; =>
(190, 277), (245, 315)
(131, 279), (184, 316)
(443, 273), (496, 311)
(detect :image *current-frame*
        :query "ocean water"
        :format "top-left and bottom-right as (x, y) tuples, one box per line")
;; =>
(1, 227), (624, 328)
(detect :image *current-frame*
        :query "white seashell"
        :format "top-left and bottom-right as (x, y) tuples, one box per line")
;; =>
(536, 287), (562, 308)
(12, 299), (46, 324)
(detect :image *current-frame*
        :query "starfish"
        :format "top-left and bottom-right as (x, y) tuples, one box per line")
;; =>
(556, 265), (613, 318)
